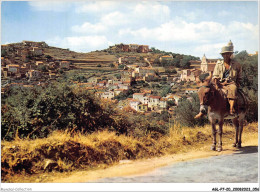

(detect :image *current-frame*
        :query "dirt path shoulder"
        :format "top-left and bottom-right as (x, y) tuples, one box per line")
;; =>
(51, 136), (258, 183)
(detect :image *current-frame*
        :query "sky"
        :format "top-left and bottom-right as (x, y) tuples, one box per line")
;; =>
(1, 1), (259, 58)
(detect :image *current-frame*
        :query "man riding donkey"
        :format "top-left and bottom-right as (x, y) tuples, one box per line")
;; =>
(195, 40), (242, 118)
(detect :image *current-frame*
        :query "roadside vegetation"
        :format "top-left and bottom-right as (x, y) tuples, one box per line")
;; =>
(2, 122), (258, 182)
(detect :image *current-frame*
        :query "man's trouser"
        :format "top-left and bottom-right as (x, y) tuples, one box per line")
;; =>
(223, 82), (237, 99)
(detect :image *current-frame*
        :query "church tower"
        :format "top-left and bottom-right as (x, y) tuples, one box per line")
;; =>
(201, 54), (208, 72)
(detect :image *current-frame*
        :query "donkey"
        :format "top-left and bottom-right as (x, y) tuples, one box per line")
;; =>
(194, 73), (247, 152)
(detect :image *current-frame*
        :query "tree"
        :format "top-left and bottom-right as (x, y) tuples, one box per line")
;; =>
(37, 65), (48, 72)
(1, 49), (7, 57)
(180, 56), (191, 68)
(114, 74), (121, 79)
(233, 51), (258, 122)
(167, 100), (175, 107)
(109, 63), (115, 68)
(118, 64), (125, 69)
(171, 57), (180, 67)
(160, 86), (171, 97)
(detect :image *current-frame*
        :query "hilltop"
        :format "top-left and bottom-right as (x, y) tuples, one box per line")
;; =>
(1, 41), (200, 70)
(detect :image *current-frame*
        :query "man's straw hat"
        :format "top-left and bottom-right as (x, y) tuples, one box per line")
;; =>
(220, 40), (234, 54)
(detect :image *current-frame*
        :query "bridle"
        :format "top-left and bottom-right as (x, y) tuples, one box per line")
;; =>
(199, 84), (214, 106)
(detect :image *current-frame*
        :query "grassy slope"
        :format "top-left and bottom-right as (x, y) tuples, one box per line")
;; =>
(1, 122), (258, 183)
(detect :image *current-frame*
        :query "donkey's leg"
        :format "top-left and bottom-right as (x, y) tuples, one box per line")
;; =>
(211, 123), (217, 151)
(237, 119), (244, 148)
(217, 121), (223, 152)
(232, 118), (239, 147)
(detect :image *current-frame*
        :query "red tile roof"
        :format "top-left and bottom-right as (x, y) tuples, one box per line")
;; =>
(149, 95), (161, 99)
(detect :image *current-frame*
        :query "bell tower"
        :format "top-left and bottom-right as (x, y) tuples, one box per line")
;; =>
(201, 54), (208, 72)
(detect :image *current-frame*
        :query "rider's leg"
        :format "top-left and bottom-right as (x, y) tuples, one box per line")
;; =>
(229, 99), (235, 115)
(226, 83), (237, 115)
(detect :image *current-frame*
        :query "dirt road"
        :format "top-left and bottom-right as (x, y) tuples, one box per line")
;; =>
(52, 137), (258, 183)
(97, 145), (258, 183)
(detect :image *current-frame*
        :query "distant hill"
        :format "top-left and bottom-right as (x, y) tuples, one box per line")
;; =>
(2, 41), (200, 69)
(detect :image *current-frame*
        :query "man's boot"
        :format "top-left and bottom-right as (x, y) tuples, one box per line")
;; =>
(229, 99), (235, 115)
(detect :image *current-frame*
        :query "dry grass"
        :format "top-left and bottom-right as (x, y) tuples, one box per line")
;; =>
(1, 122), (258, 182)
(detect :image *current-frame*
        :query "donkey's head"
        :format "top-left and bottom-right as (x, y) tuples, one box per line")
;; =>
(194, 73), (212, 118)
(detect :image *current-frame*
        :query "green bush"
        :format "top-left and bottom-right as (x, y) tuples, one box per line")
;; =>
(243, 87), (258, 122)
(118, 64), (125, 69)
(1, 82), (127, 140)
(234, 51), (258, 122)
(175, 94), (208, 127)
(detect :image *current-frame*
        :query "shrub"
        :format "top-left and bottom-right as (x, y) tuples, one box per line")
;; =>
(109, 63), (115, 68)
(1, 82), (127, 140)
(118, 64), (125, 69)
(175, 94), (208, 127)
(243, 88), (258, 122)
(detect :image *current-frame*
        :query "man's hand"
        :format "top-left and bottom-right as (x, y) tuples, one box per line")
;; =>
(221, 79), (228, 86)
(213, 78), (220, 90)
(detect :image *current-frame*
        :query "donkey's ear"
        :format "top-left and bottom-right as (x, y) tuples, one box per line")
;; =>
(195, 76), (201, 85)
(205, 72), (212, 83)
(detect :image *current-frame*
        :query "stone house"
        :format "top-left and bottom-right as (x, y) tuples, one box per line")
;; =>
(133, 93), (149, 104)
(138, 45), (149, 53)
(22, 41), (48, 48)
(137, 104), (148, 112)
(118, 57), (129, 64)
(107, 84), (118, 90)
(95, 91), (115, 100)
(135, 67), (155, 77)
(159, 98), (168, 109)
(185, 88), (197, 94)
(180, 69), (201, 81)
(121, 74), (133, 83)
(201, 54), (219, 73)
(159, 55), (173, 62)
(122, 80), (131, 86)
(97, 80), (107, 87)
(1, 67), (8, 78)
(118, 83), (129, 90)
(27, 70), (42, 79)
(153, 67), (166, 73)
(129, 99), (140, 111)
(148, 95), (161, 109)
(129, 44), (139, 52)
(140, 89), (152, 95)
(143, 73), (157, 81)
(115, 44), (129, 52)
(6, 64), (20, 74)
(36, 61), (44, 66)
(89, 77), (102, 84)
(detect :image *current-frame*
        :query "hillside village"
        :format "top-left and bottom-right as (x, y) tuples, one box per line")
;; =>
(1, 41), (221, 115)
